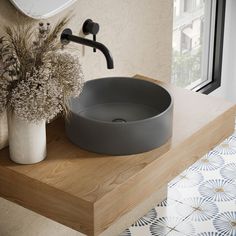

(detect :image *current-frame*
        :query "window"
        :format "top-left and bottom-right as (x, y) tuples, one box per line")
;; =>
(171, 0), (226, 94)
(181, 26), (193, 52)
(184, 0), (195, 12)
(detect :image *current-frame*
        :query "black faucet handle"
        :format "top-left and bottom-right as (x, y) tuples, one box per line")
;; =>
(83, 19), (100, 36)
(83, 19), (100, 52)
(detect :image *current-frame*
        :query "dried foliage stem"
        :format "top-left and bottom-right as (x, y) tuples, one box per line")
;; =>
(0, 16), (84, 123)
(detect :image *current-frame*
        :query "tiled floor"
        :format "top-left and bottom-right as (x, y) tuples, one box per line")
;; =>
(121, 124), (236, 236)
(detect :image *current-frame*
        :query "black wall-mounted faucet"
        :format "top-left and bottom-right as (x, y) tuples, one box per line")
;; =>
(61, 19), (114, 69)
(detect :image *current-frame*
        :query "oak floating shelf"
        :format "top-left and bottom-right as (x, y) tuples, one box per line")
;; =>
(0, 75), (235, 236)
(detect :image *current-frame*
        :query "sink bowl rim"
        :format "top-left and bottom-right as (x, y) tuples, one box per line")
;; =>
(69, 77), (173, 125)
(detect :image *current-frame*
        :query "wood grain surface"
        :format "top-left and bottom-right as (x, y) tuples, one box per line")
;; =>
(0, 75), (235, 236)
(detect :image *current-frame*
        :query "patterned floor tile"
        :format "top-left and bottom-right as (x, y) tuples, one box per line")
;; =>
(177, 198), (220, 235)
(184, 219), (216, 236)
(195, 231), (220, 236)
(213, 136), (236, 156)
(214, 199), (236, 214)
(176, 198), (219, 222)
(167, 171), (203, 204)
(120, 229), (132, 236)
(166, 230), (187, 236)
(124, 130), (236, 236)
(156, 198), (177, 207)
(149, 216), (184, 236)
(190, 151), (224, 172)
(132, 208), (158, 227)
(154, 200), (192, 219)
(220, 163), (236, 181)
(185, 195), (236, 235)
(198, 179), (236, 202)
(123, 201), (194, 236)
(170, 218), (196, 236)
(150, 213), (196, 236)
(171, 170), (204, 189)
(213, 211), (236, 236)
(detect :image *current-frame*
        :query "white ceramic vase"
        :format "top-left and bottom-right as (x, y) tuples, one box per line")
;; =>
(0, 110), (8, 150)
(8, 111), (46, 164)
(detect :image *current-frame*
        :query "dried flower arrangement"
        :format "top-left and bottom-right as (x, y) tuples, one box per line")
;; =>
(0, 17), (84, 123)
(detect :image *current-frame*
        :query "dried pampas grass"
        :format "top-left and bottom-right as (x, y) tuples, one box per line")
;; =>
(0, 16), (84, 123)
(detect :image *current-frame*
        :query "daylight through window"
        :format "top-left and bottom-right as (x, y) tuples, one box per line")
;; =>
(172, 0), (217, 91)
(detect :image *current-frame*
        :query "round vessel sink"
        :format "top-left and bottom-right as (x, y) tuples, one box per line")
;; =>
(65, 77), (173, 155)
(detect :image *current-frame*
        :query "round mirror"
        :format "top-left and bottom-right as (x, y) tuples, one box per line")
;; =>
(9, 0), (77, 19)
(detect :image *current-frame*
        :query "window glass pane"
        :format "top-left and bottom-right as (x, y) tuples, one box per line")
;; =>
(172, 0), (216, 89)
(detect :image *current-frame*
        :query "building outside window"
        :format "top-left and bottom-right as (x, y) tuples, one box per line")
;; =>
(171, 0), (225, 94)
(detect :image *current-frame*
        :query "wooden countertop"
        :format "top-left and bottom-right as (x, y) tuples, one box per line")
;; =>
(0, 75), (235, 236)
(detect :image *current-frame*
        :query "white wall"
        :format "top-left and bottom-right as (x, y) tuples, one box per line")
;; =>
(212, 0), (236, 103)
(0, 0), (173, 83)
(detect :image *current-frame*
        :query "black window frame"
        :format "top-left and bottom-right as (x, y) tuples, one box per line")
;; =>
(196, 0), (226, 94)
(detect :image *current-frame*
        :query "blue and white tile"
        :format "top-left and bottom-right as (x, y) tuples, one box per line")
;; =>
(214, 199), (236, 215)
(128, 208), (158, 236)
(171, 169), (204, 189)
(176, 198), (219, 222)
(198, 179), (236, 202)
(220, 163), (236, 181)
(190, 151), (224, 172)
(167, 169), (204, 203)
(180, 218), (216, 236)
(149, 215), (195, 236)
(213, 136), (236, 156)
(120, 229), (132, 236)
(122, 126), (236, 236)
(213, 211), (236, 236)
(125, 200), (194, 236)
(186, 183), (236, 235)
(176, 199), (219, 235)
(174, 197), (222, 235)
(156, 198), (178, 208)
(168, 218), (196, 236)
(149, 216), (181, 236)
(132, 209), (158, 227)
(154, 200), (194, 220)
(195, 232), (220, 236)
(188, 151), (226, 181)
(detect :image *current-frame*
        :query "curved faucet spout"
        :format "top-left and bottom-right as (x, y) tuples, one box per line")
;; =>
(61, 28), (114, 69)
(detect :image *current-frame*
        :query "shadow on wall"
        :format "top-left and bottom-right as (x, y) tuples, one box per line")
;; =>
(0, 0), (26, 28)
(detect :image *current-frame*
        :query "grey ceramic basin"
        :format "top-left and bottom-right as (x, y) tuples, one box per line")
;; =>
(65, 77), (173, 155)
